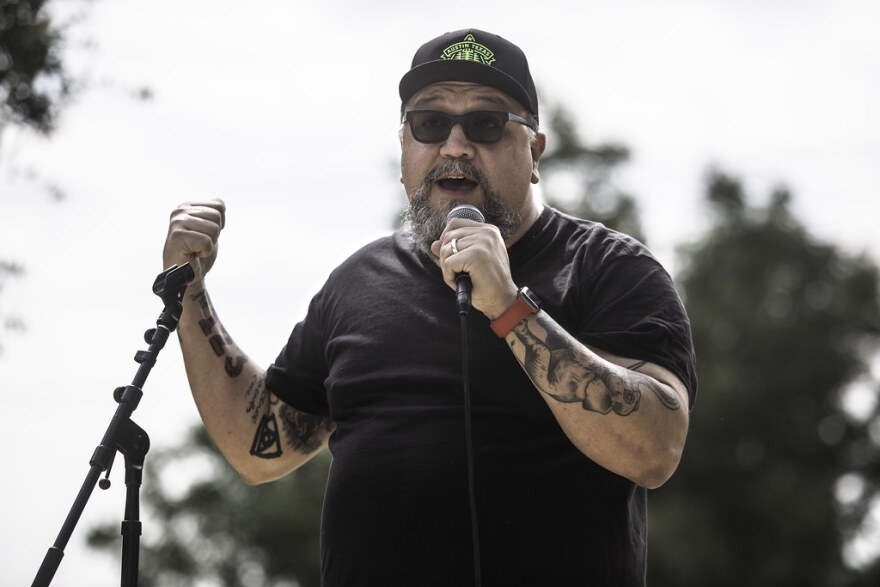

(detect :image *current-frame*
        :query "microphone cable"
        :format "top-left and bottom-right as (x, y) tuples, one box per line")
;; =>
(460, 310), (482, 587)
(446, 204), (486, 586)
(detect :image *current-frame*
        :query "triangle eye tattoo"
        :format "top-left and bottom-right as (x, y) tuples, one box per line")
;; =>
(250, 413), (283, 459)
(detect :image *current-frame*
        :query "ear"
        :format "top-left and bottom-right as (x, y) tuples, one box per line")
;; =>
(531, 132), (547, 184)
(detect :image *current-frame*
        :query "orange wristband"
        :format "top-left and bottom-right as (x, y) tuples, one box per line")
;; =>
(490, 287), (542, 338)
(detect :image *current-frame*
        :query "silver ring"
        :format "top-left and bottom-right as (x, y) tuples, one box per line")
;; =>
(450, 238), (459, 255)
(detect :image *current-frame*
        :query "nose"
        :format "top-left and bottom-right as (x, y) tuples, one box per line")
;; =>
(439, 122), (475, 160)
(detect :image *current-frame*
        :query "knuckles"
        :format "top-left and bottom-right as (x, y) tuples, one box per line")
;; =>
(164, 200), (225, 275)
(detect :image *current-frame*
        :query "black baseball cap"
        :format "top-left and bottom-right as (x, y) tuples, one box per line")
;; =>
(399, 29), (539, 122)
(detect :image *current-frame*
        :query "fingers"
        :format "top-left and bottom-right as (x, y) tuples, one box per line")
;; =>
(431, 218), (482, 257)
(431, 222), (486, 284)
(174, 199), (225, 230)
(163, 199), (226, 279)
(431, 219), (518, 317)
(432, 221), (500, 286)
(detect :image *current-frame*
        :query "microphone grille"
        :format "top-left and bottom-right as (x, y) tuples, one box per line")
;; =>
(446, 204), (485, 224)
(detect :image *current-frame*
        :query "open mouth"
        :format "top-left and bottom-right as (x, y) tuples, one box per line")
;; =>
(435, 175), (478, 193)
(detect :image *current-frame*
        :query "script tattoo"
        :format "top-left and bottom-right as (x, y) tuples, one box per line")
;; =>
(511, 317), (681, 415)
(279, 404), (333, 454)
(244, 374), (267, 424)
(190, 290), (248, 377)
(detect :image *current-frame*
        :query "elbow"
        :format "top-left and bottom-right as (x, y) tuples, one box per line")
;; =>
(634, 451), (681, 489)
(233, 451), (312, 486)
(238, 470), (273, 486)
(632, 437), (686, 489)
(232, 458), (287, 486)
(636, 409), (689, 489)
(238, 466), (293, 486)
(584, 440), (684, 489)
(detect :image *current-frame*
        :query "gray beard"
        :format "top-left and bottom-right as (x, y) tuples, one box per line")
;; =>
(402, 160), (523, 256)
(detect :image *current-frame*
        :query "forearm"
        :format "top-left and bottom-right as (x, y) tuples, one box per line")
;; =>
(505, 311), (689, 488)
(178, 283), (331, 484)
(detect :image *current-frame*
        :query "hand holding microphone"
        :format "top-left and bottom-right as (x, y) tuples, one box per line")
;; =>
(433, 204), (518, 318)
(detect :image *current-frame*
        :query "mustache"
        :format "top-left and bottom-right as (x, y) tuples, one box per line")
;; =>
(424, 159), (488, 187)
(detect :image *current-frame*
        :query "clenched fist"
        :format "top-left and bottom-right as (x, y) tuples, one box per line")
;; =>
(163, 199), (226, 283)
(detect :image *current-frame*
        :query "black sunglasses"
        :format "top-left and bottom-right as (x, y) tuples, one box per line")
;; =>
(404, 110), (534, 144)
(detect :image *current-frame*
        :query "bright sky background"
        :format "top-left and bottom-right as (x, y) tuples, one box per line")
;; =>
(2, 0), (879, 584)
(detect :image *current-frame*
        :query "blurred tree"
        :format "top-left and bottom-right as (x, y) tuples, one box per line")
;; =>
(1, 0), (99, 353)
(539, 102), (645, 242)
(0, 259), (24, 352)
(1, 0), (76, 351)
(0, 0), (73, 139)
(648, 169), (880, 586)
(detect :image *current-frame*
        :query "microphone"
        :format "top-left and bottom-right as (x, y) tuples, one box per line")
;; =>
(446, 204), (486, 315)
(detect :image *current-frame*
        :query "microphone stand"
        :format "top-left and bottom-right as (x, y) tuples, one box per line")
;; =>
(31, 264), (195, 587)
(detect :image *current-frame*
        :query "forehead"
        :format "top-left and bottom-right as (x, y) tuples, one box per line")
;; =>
(406, 82), (523, 112)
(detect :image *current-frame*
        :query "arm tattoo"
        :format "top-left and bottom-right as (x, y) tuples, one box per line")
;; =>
(190, 290), (248, 378)
(279, 403), (333, 454)
(244, 374), (267, 424)
(511, 317), (681, 415)
(626, 360), (681, 410)
(248, 380), (333, 458)
(250, 413), (283, 459)
(245, 375), (283, 459)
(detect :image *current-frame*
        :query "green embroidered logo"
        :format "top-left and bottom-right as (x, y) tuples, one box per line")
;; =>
(440, 34), (496, 66)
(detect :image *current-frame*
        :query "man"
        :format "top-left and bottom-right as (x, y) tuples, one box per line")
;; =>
(164, 29), (696, 586)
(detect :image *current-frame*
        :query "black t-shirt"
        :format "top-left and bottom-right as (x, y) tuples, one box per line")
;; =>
(267, 207), (696, 586)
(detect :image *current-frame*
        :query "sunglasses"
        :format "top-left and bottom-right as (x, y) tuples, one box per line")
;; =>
(404, 110), (534, 144)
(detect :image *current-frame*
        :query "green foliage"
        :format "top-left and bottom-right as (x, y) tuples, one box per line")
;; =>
(87, 427), (329, 587)
(1, 0), (88, 352)
(0, 260), (25, 353)
(539, 103), (645, 242)
(0, 0), (71, 134)
(648, 169), (880, 586)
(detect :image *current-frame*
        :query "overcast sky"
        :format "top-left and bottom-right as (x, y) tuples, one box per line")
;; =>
(2, 0), (879, 584)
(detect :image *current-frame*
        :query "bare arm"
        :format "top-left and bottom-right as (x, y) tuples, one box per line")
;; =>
(432, 218), (689, 489)
(165, 200), (333, 485)
(506, 311), (688, 489)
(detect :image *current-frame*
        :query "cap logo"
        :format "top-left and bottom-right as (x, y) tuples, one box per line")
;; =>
(440, 34), (495, 66)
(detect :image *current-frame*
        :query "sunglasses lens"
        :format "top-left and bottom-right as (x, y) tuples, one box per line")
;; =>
(464, 112), (506, 142)
(410, 112), (453, 142)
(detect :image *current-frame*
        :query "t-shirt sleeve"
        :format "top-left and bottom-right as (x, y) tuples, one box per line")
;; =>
(576, 254), (698, 408)
(265, 289), (332, 417)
